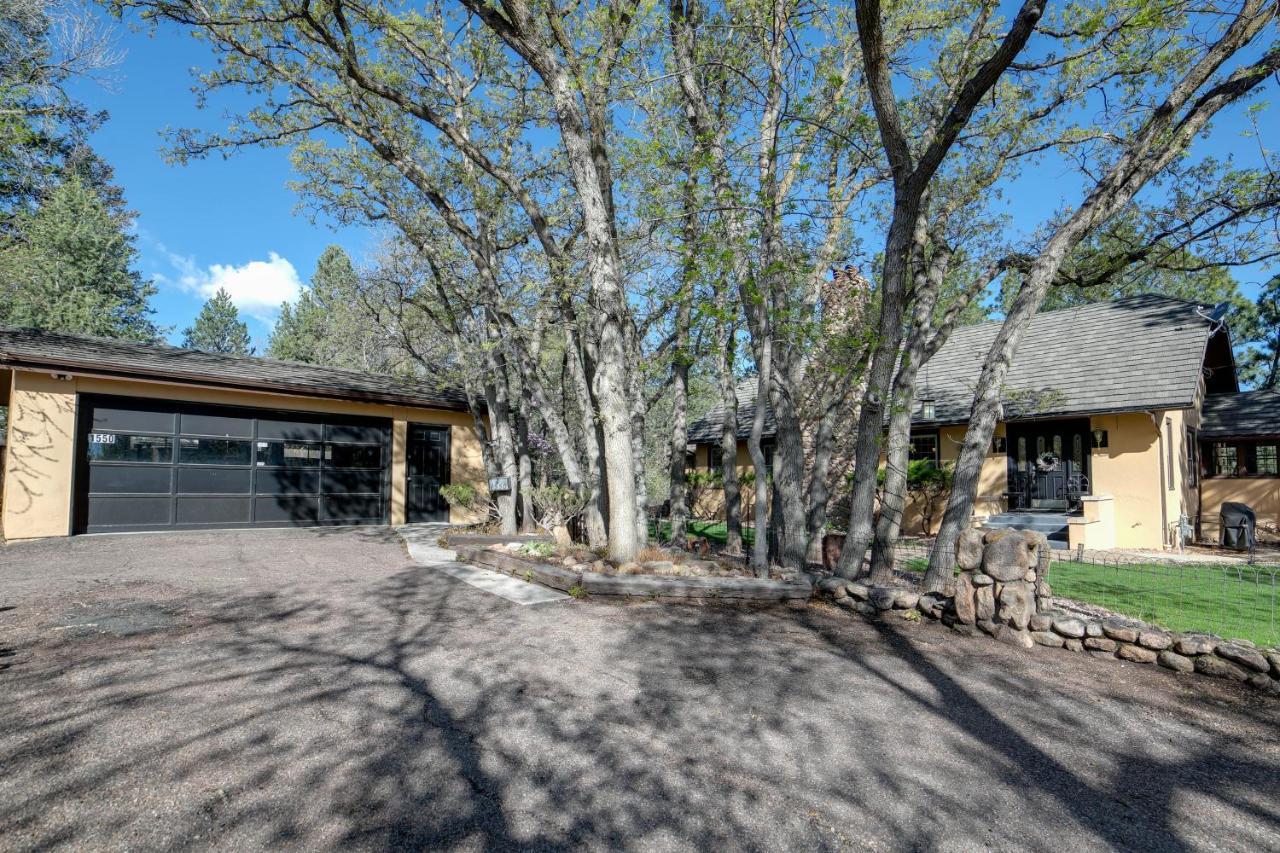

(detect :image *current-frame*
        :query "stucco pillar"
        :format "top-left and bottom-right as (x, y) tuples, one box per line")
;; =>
(3, 371), (79, 539)
(390, 418), (407, 526)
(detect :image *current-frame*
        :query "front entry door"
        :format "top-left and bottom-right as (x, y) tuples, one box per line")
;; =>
(1007, 420), (1091, 511)
(406, 425), (450, 523)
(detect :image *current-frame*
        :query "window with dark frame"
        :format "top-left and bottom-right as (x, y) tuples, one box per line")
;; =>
(1258, 444), (1279, 475)
(708, 445), (723, 471)
(1205, 439), (1280, 477)
(761, 442), (774, 477)
(908, 432), (940, 465)
(1186, 428), (1198, 487)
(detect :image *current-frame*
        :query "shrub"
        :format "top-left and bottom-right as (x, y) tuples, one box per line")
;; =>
(531, 485), (590, 544)
(438, 483), (499, 524)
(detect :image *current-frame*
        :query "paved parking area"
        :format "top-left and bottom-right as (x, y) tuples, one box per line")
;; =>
(1, 528), (1278, 851)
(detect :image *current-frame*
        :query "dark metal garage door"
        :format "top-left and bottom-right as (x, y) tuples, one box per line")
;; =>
(73, 395), (392, 533)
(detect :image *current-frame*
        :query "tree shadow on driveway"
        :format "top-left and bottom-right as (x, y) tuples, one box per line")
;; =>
(0, 569), (1276, 851)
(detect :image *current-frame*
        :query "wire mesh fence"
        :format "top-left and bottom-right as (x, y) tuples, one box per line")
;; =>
(891, 538), (1279, 647)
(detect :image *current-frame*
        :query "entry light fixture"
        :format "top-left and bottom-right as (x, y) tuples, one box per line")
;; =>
(1091, 428), (1108, 449)
(920, 396), (936, 421)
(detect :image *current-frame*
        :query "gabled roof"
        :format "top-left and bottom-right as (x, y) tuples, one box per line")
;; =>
(689, 294), (1225, 442)
(688, 377), (775, 444)
(0, 327), (469, 411)
(1201, 390), (1280, 438)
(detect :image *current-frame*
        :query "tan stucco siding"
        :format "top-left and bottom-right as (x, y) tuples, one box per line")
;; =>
(1087, 412), (1167, 548)
(1200, 478), (1280, 541)
(1, 371), (485, 539)
(2, 371), (79, 539)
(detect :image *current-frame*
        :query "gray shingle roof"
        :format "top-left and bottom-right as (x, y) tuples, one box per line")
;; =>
(1200, 390), (1280, 438)
(688, 377), (774, 443)
(0, 326), (469, 410)
(688, 295), (1221, 442)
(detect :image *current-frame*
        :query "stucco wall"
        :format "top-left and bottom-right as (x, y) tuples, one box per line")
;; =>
(1087, 412), (1168, 549)
(1, 371), (485, 539)
(1200, 478), (1280, 542)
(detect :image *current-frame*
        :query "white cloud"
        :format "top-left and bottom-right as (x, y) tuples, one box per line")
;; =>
(158, 247), (305, 323)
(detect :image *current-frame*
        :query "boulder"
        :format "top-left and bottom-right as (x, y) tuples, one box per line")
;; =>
(1215, 643), (1270, 673)
(1052, 616), (1087, 639)
(1083, 637), (1117, 653)
(982, 531), (1036, 582)
(1085, 621), (1104, 638)
(997, 581), (1035, 630)
(1138, 631), (1172, 651)
(1116, 644), (1157, 664)
(1267, 649), (1280, 677)
(1032, 631), (1065, 648)
(977, 620), (999, 637)
(1064, 638), (1085, 653)
(893, 591), (920, 610)
(1227, 637), (1256, 648)
(817, 577), (848, 599)
(975, 584), (996, 622)
(1102, 619), (1139, 643)
(995, 625), (1034, 649)
(1029, 612), (1054, 632)
(957, 528), (986, 571)
(983, 528), (1016, 544)
(1248, 673), (1280, 693)
(1158, 650), (1194, 673)
(1035, 579), (1052, 599)
(846, 581), (871, 600)
(642, 560), (677, 573)
(1174, 634), (1217, 656)
(1195, 655), (1249, 682)
(971, 573), (994, 587)
(954, 573), (977, 624)
(1023, 570), (1037, 583)
(869, 586), (899, 611)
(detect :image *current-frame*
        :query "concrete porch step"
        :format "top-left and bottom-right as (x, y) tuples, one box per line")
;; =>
(984, 512), (1070, 549)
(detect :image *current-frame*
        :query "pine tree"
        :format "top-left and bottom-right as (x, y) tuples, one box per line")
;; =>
(182, 288), (253, 355)
(267, 245), (384, 369)
(0, 174), (159, 341)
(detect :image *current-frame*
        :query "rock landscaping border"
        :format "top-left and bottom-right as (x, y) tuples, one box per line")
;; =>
(816, 528), (1280, 695)
(456, 545), (812, 604)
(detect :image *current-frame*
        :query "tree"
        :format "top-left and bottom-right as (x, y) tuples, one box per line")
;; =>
(1242, 275), (1280, 389)
(183, 288), (252, 355)
(0, 174), (158, 341)
(926, 0), (1280, 589)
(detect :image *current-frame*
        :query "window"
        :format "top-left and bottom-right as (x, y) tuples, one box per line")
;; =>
(325, 443), (383, 469)
(684, 450), (697, 471)
(1213, 442), (1238, 476)
(1258, 444), (1279, 475)
(87, 434), (173, 464)
(761, 442), (775, 477)
(908, 432), (940, 465)
(1206, 440), (1280, 477)
(708, 445), (723, 470)
(256, 441), (322, 468)
(1186, 428), (1198, 486)
(178, 438), (253, 466)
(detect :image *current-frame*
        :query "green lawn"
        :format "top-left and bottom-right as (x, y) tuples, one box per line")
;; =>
(1045, 560), (1278, 647)
(652, 520), (756, 547)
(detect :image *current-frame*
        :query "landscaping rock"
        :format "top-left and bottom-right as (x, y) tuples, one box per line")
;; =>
(1086, 621), (1104, 638)
(1248, 673), (1280, 693)
(854, 601), (878, 617)
(846, 582), (870, 601)
(1035, 579), (1052, 599)
(1138, 631), (1172, 651)
(956, 528), (985, 571)
(1102, 619), (1139, 643)
(995, 625), (1034, 649)
(983, 528), (1016, 544)
(1117, 644), (1157, 664)
(618, 561), (641, 574)
(1266, 649), (1280, 677)
(1215, 643), (1270, 673)
(1228, 638), (1256, 648)
(1029, 612), (1054, 632)
(817, 577), (848, 599)
(997, 581), (1034, 630)
(1052, 616), (1087, 639)
(982, 532), (1035, 582)
(1195, 655), (1249, 682)
(893, 591), (920, 610)
(1032, 631), (1064, 648)
(975, 584), (996, 622)
(950, 621), (980, 638)
(642, 560), (677, 573)
(1023, 570), (1037, 583)
(977, 620), (999, 637)
(917, 594), (945, 618)
(1174, 635), (1217, 656)
(1084, 637), (1118, 653)
(971, 573), (994, 587)
(869, 587), (899, 611)
(1064, 638), (1084, 653)
(954, 573), (977, 624)
(1158, 651), (1194, 673)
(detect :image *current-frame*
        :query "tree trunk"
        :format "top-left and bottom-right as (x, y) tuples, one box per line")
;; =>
(747, 348), (774, 576)
(482, 331), (520, 535)
(516, 389), (536, 534)
(668, 348), (690, 547)
(718, 324), (743, 555)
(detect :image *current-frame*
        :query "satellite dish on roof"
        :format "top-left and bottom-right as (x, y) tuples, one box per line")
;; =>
(1209, 303), (1229, 323)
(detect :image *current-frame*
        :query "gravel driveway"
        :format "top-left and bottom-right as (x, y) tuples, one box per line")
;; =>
(1, 528), (1277, 851)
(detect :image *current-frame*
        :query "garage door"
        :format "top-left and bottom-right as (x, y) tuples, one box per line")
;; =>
(74, 395), (392, 533)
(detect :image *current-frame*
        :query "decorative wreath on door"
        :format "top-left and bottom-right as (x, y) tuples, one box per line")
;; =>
(1035, 451), (1060, 473)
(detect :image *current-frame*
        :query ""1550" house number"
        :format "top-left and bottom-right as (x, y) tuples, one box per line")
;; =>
(89, 433), (117, 444)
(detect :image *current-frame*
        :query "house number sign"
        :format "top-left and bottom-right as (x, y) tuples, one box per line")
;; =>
(89, 433), (117, 444)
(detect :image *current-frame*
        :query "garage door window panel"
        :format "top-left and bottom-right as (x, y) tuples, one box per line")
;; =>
(179, 438), (253, 466)
(87, 465), (173, 494)
(257, 419), (324, 442)
(255, 468), (321, 495)
(322, 468), (382, 494)
(256, 441), (322, 467)
(177, 467), (253, 494)
(325, 443), (382, 469)
(180, 413), (253, 438)
(88, 434), (174, 464)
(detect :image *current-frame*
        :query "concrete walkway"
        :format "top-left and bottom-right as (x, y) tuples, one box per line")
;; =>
(397, 524), (570, 606)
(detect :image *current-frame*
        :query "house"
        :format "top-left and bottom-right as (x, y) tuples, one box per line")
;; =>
(0, 328), (485, 539)
(687, 294), (1269, 551)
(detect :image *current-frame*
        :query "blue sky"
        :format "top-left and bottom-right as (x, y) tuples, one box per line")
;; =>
(67, 13), (375, 349)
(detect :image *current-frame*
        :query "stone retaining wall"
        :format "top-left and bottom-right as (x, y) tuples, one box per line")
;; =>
(456, 545), (812, 603)
(816, 528), (1280, 694)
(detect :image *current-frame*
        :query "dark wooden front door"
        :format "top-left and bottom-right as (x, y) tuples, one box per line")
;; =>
(406, 425), (450, 523)
(1006, 419), (1091, 511)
